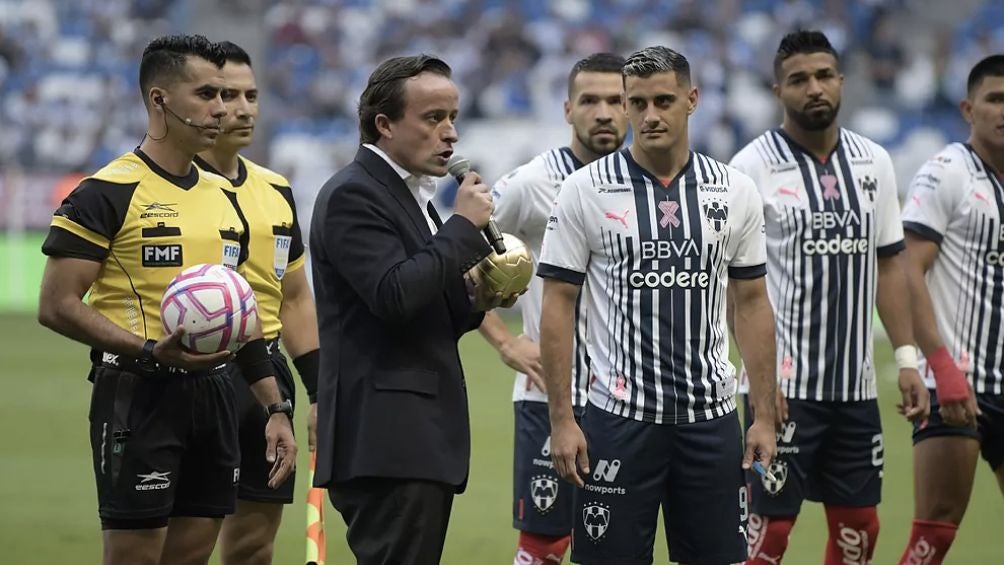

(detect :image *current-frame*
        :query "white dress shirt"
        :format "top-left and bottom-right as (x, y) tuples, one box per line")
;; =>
(363, 144), (438, 233)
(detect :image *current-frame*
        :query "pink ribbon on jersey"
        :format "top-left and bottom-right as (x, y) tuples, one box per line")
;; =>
(820, 174), (840, 200)
(659, 200), (680, 228)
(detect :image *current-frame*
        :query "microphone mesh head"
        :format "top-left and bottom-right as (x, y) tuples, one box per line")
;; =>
(446, 154), (470, 178)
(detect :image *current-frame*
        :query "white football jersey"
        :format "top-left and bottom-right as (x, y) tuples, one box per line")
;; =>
(492, 147), (590, 406)
(729, 128), (905, 402)
(539, 148), (767, 424)
(902, 142), (1004, 394)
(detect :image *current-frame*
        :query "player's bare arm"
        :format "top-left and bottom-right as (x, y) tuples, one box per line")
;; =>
(540, 278), (588, 487)
(238, 321), (298, 487)
(903, 233), (978, 427)
(38, 256), (232, 370)
(876, 252), (931, 423)
(279, 267), (321, 450)
(479, 311), (546, 391)
(730, 275), (779, 468)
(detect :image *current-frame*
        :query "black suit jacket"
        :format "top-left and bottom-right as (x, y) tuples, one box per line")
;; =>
(309, 147), (491, 492)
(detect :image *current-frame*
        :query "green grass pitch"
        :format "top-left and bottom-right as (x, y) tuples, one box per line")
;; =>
(0, 313), (1000, 563)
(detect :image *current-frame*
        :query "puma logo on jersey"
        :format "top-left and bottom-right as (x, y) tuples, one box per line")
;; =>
(605, 210), (630, 229)
(777, 186), (801, 201)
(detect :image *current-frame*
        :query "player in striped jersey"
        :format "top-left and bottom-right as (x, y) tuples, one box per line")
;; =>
(477, 53), (627, 564)
(539, 46), (778, 565)
(728, 31), (928, 565)
(897, 55), (1004, 565)
(192, 43), (319, 565)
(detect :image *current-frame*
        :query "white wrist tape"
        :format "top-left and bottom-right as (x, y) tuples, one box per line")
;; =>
(894, 345), (919, 370)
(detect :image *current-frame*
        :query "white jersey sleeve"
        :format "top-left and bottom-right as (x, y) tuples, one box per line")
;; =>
(538, 172), (589, 283)
(902, 147), (966, 242)
(728, 172), (767, 273)
(874, 146), (906, 252)
(491, 168), (527, 234)
(727, 145), (767, 190)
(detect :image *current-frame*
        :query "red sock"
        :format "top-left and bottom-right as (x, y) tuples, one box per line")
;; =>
(898, 519), (958, 565)
(824, 505), (879, 565)
(515, 531), (569, 565)
(745, 513), (796, 564)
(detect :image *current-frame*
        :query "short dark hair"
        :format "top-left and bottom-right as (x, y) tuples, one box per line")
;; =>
(967, 55), (1004, 97)
(567, 52), (626, 98)
(218, 40), (252, 67)
(774, 30), (839, 80)
(622, 46), (691, 85)
(139, 34), (225, 103)
(357, 55), (452, 144)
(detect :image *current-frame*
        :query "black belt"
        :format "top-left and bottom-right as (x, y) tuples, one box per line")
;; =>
(93, 350), (226, 378)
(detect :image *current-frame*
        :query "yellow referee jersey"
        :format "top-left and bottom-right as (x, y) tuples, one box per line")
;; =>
(194, 155), (305, 340)
(42, 150), (246, 340)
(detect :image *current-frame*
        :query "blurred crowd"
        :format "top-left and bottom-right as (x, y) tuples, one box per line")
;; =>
(1, 0), (1003, 197)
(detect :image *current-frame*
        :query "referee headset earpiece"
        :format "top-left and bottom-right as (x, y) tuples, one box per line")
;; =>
(146, 94), (169, 142)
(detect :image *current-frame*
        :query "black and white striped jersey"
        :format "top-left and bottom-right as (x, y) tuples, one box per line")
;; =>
(538, 148), (767, 424)
(492, 147), (591, 406)
(729, 128), (905, 402)
(902, 142), (1004, 395)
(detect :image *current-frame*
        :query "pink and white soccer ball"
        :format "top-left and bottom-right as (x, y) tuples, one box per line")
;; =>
(160, 263), (258, 353)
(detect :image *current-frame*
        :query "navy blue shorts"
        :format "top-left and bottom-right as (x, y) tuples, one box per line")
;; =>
(89, 366), (240, 523)
(228, 338), (297, 503)
(912, 389), (1004, 471)
(742, 397), (883, 516)
(513, 401), (582, 536)
(570, 405), (748, 565)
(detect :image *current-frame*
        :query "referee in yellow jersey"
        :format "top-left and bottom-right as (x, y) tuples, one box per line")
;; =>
(37, 35), (296, 565)
(193, 42), (320, 565)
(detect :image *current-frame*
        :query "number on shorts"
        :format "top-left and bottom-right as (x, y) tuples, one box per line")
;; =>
(871, 433), (884, 467)
(739, 485), (749, 521)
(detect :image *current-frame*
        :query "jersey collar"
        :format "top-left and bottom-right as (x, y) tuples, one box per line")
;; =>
(622, 147), (694, 189)
(773, 127), (843, 166)
(193, 154), (248, 187)
(133, 148), (199, 190)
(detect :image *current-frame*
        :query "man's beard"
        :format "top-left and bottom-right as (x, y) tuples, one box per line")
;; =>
(790, 101), (840, 131)
(575, 128), (623, 157)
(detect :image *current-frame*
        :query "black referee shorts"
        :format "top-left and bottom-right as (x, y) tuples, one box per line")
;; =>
(89, 363), (239, 528)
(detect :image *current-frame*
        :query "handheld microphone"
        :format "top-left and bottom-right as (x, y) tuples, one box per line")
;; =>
(447, 154), (506, 254)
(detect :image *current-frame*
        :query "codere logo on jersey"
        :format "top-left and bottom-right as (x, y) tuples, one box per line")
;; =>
(630, 266), (710, 289)
(140, 202), (179, 219)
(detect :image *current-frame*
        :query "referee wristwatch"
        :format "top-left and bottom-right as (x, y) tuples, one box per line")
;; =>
(265, 399), (293, 420)
(136, 339), (158, 372)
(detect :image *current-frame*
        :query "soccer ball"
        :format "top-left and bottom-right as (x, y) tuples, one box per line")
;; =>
(160, 263), (258, 353)
(468, 233), (534, 296)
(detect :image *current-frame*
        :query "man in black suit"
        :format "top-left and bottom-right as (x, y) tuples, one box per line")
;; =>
(309, 55), (505, 564)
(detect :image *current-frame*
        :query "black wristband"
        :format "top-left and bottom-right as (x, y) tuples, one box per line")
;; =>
(292, 349), (320, 403)
(234, 338), (273, 385)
